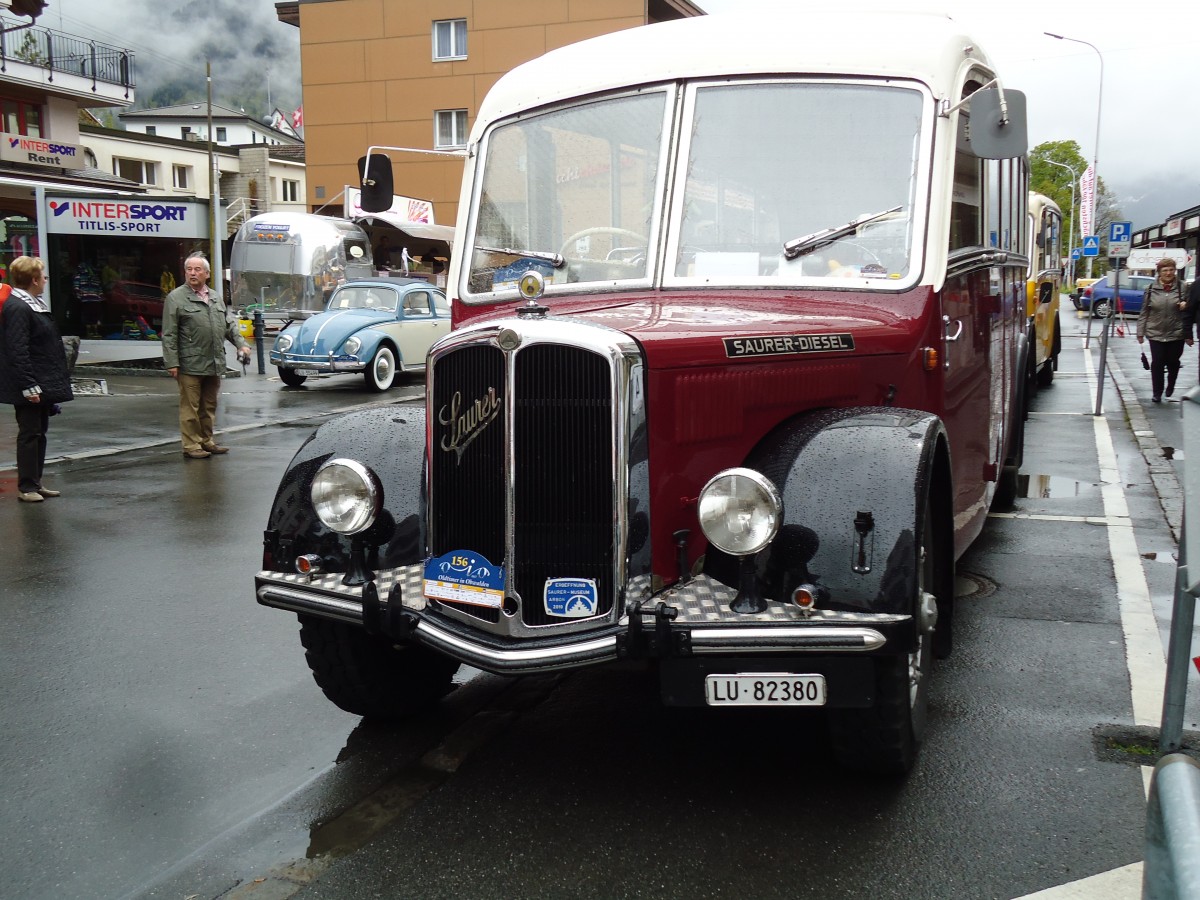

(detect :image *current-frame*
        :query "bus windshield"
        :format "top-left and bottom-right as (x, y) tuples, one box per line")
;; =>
(671, 81), (925, 287)
(463, 79), (928, 299)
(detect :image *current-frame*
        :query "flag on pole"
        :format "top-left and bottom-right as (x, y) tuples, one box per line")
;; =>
(1079, 164), (1095, 237)
(292, 106), (304, 129)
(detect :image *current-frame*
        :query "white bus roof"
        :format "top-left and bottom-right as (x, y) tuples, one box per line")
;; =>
(475, 12), (996, 129)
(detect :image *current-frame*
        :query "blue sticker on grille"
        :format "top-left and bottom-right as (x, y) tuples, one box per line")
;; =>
(424, 551), (505, 608)
(545, 578), (599, 618)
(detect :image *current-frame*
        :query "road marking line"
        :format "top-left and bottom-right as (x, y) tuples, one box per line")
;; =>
(988, 513), (1107, 524)
(1011, 340), (1163, 900)
(1011, 862), (1143, 899)
(1083, 344), (1167, 727)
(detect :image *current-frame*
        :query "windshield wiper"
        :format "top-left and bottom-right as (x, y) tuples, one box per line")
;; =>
(475, 245), (565, 269)
(783, 206), (903, 260)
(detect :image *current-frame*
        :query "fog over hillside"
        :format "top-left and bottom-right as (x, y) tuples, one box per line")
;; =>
(45, 0), (302, 118)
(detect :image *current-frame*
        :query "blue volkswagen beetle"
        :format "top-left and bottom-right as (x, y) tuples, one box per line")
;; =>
(270, 277), (451, 391)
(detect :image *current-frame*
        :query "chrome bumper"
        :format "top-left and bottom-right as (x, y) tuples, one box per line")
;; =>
(270, 352), (365, 373)
(255, 568), (900, 674)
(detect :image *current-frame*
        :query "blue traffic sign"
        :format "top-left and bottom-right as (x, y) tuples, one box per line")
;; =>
(1108, 221), (1132, 243)
(1083, 235), (1100, 257)
(1071, 248), (1082, 260)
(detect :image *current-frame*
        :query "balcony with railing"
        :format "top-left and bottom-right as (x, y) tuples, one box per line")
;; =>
(0, 18), (135, 105)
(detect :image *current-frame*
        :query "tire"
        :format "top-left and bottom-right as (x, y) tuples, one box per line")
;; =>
(992, 390), (1024, 510)
(298, 615), (460, 719)
(1037, 322), (1058, 387)
(1092, 299), (1113, 318)
(278, 366), (307, 387)
(828, 493), (941, 775)
(365, 345), (397, 392)
(1024, 327), (1038, 415)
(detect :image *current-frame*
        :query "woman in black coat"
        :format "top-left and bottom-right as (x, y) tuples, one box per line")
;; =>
(0, 256), (73, 502)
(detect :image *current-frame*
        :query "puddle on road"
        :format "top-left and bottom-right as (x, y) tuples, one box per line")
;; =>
(1017, 473), (1099, 499)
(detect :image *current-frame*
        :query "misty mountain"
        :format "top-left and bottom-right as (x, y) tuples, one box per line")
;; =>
(56, 0), (302, 121)
(1117, 173), (1200, 232)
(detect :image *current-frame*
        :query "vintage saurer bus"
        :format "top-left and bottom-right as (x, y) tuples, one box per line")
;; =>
(255, 13), (1032, 773)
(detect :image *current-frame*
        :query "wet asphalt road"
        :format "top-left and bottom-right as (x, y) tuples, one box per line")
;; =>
(0, 311), (1197, 900)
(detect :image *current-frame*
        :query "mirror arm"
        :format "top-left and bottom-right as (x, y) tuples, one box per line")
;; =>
(939, 77), (998, 118)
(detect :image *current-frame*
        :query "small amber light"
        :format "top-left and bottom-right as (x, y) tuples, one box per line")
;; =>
(922, 347), (938, 371)
(792, 586), (816, 609)
(295, 554), (322, 576)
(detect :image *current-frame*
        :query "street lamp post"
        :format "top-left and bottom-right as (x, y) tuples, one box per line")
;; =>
(1043, 157), (1079, 289)
(1045, 32), (1103, 279)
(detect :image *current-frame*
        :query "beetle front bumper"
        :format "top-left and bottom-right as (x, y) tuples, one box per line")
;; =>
(270, 351), (366, 373)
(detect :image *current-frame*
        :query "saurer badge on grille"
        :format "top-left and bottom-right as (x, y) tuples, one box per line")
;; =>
(723, 333), (855, 358)
(423, 551), (505, 608)
(438, 388), (501, 463)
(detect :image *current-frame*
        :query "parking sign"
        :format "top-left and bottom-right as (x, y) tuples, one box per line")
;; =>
(1108, 221), (1132, 258)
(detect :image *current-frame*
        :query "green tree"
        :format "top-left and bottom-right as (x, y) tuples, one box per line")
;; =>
(1031, 140), (1123, 278)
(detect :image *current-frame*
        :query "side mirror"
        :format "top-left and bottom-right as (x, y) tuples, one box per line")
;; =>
(968, 87), (1027, 160)
(358, 154), (394, 213)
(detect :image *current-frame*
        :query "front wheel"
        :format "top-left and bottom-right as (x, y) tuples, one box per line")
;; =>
(298, 616), (460, 719)
(365, 345), (397, 392)
(277, 366), (307, 387)
(1092, 299), (1113, 318)
(828, 493), (943, 775)
(1037, 322), (1059, 387)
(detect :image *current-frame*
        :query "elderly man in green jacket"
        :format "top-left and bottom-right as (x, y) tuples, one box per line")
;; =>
(161, 253), (251, 458)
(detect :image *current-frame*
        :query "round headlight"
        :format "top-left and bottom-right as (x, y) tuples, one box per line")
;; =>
(697, 468), (782, 556)
(310, 458), (381, 535)
(276, 333), (293, 351)
(343, 336), (362, 356)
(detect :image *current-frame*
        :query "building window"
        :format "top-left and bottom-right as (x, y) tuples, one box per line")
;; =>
(433, 19), (466, 60)
(1, 97), (43, 136)
(435, 109), (467, 149)
(113, 157), (158, 186)
(181, 126), (191, 139)
(145, 125), (156, 136)
(215, 126), (227, 142)
(172, 164), (190, 189)
(281, 179), (300, 202)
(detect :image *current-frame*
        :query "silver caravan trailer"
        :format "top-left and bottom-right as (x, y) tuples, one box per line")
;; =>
(230, 212), (374, 321)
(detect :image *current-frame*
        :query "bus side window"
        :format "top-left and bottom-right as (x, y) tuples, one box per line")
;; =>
(950, 116), (982, 250)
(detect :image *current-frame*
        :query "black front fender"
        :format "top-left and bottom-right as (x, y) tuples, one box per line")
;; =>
(262, 406), (427, 574)
(707, 407), (949, 618)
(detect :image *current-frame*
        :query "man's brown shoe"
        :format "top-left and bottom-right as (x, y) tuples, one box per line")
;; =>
(184, 449), (212, 459)
(201, 444), (230, 454)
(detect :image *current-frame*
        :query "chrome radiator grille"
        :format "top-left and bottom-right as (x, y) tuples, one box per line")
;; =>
(513, 345), (614, 626)
(428, 334), (616, 630)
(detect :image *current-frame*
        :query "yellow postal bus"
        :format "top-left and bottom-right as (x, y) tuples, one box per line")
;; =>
(1027, 191), (1062, 388)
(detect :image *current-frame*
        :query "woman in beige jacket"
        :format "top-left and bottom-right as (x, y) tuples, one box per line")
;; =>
(1136, 258), (1192, 402)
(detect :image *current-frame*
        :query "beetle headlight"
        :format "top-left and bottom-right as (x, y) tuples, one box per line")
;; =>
(697, 468), (782, 556)
(343, 336), (362, 356)
(310, 458), (381, 535)
(276, 333), (294, 352)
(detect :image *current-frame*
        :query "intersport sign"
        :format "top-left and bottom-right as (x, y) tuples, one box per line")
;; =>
(44, 197), (211, 239)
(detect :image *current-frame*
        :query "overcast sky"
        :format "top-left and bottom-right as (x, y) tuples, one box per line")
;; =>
(37, 1), (1196, 229)
(698, 0), (1199, 229)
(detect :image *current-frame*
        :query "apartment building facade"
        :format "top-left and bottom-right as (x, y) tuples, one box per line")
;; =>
(276, 0), (705, 225)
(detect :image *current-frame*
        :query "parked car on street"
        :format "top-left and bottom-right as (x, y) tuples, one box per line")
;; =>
(1079, 272), (1154, 317)
(269, 277), (450, 390)
(1068, 276), (1100, 309)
